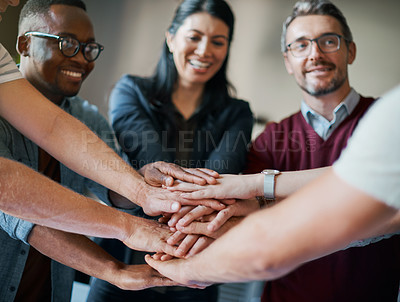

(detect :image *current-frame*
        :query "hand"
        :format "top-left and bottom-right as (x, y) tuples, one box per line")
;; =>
(140, 184), (227, 216)
(167, 174), (263, 200)
(111, 263), (180, 290)
(160, 205), (216, 230)
(122, 216), (179, 256)
(140, 161), (219, 187)
(173, 199), (259, 233)
(171, 216), (243, 240)
(169, 232), (215, 258)
(145, 254), (212, 288)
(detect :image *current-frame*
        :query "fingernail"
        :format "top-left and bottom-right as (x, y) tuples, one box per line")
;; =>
(171, 202), (180, 211)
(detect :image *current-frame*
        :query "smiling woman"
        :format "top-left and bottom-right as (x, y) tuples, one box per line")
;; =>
(87, 0), (254, 301)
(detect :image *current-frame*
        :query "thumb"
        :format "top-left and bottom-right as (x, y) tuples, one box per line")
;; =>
(145, 254), (160, 270)
(162, 174), (175, 187)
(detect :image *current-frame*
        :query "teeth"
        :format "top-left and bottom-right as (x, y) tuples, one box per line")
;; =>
(62, 70), (82, 78)
(190, 60), (211, 68)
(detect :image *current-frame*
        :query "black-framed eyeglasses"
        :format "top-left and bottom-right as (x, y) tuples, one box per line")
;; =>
(286, 34), (348, 58)
(24, 31), (104, 62)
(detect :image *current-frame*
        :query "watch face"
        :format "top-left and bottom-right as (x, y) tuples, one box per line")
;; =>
(261, 169), (280, 175)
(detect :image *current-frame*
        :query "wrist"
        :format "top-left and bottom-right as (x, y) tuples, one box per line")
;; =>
(103, 258), (125, 288)
(261, 169), (281, 199)
(253, 174), (265, 197)
(126, 175), (147, 208)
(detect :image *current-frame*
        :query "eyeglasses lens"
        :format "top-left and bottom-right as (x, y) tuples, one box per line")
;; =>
(84, 43), (100, 61)
(289, 35), (340, 57)
(318, 35), (340, 52)
(60, 37), (80, 57)
(59, 37), (101, 61)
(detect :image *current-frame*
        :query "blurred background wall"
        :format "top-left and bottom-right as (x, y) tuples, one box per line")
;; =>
(1, 0), (399, 137)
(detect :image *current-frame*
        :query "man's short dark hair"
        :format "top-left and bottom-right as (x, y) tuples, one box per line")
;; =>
(19, 0), (86, 33)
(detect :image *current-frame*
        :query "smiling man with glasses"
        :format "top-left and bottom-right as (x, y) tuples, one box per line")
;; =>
(0, 0), (147, 301)
(0, 0), (120, 301)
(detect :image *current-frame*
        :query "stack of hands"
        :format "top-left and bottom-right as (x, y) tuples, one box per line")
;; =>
(124, 161), (260, 289)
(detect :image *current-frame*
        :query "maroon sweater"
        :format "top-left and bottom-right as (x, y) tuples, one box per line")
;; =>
(246, 96), (400, 302)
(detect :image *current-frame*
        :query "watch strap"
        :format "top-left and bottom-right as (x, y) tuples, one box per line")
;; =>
(263, 173), (276, 199)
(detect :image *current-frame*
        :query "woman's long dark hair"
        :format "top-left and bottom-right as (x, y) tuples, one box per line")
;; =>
(148, 0), (235, 106)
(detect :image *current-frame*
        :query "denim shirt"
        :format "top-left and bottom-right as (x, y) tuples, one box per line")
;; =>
(0, 95), (117, 302)
(301, 88), (360, 140)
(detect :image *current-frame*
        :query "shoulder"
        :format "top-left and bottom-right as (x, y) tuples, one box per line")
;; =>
(264, 111), (303, 132)
(252, 111), (303, 144)
(221, 97), (253, 116)
(114, 74), (150, 92)
(358, 95), (377, 108)
(110, 74), (152, 106)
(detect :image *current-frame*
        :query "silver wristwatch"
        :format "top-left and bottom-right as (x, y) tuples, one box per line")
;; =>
(261, 169), (281, 200)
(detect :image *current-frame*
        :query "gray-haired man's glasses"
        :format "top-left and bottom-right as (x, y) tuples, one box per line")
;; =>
(24, 31), (104, 62)
(286, 34), (348, 58)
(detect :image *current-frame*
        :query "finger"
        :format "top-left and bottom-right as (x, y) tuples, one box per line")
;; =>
(197, 168), (220, 178)
(167, 206), (195, 228)
(158, 216), (169, 224)
(166, 182), (203, 192)
(145, 254), (163, 271)
(180, 198), (225, 211)
(152, 253), (164, 261)
(207, 208), (233, 232)
(180, 190), (212, 199)
(182, 168), (218, 185)
(219, 198), (236, 205)
(167, 231), (186, 246)
(160, 254), (174, 261)
(176, 206), (215, 227)
(145, 167), (174, 187)
(186, 236), (214, 257)
(199, 212), (217, 222)
(176, 221), (212, 238)
(160, 241), (180, 257)
(163, 164), (208, 186)
(175, 234), (199, 258)
(146, 192), (182, 215)
(161, 174), (175, 187)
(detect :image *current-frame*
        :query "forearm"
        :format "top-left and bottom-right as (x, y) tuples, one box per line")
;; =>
(0, 157), (133, 241)
(0, 79), (145, 203)
(184, 171), (398, 284)
(274, 167), (329, 200)
(28, 225), (122, 287)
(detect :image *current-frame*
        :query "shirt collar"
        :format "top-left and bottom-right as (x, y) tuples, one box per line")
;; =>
(301, 88), (360, 123)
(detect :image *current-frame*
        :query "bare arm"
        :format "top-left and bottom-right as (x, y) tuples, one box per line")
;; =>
(0, 80), (227, 214)
(0, 79), (143, 201)
(0, 157), (179, 256)
(146, 169), (399, 285)
(28, 225), (178, 290)
(167, 168), (329, 201)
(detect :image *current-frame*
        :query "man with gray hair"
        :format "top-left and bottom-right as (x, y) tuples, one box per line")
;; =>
(243, 0), (400, 301)
(147, 0), (400, 301)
